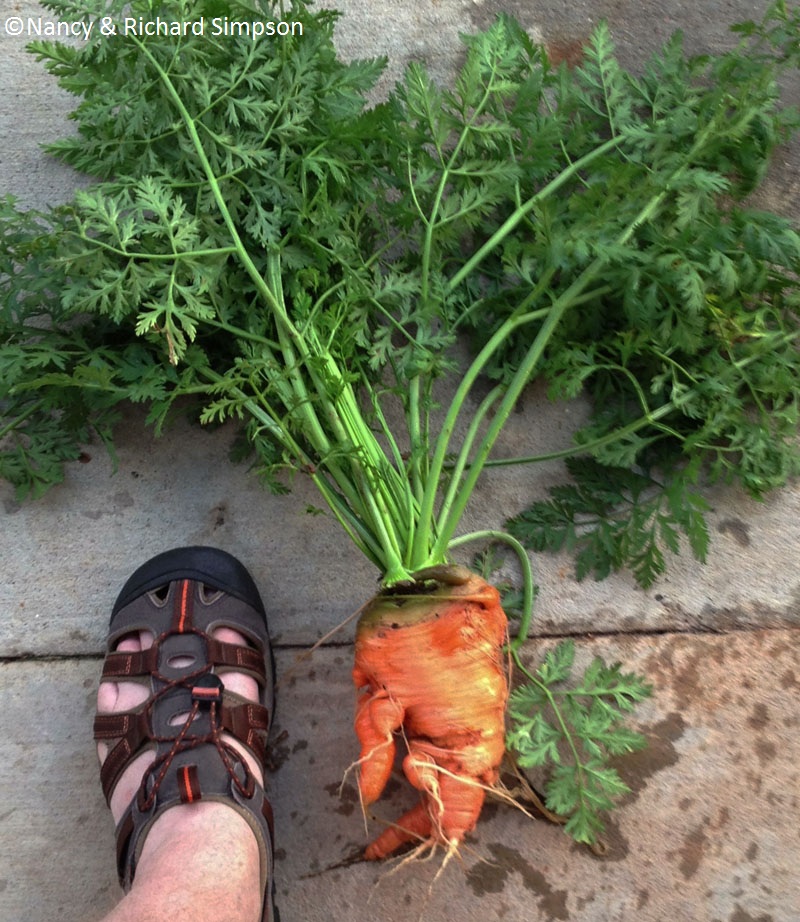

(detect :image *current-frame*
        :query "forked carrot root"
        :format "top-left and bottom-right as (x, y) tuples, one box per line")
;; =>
(352, 565), (508, 860)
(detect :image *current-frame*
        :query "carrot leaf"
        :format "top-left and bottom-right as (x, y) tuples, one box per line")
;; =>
(508, 640), (652, 844)
(507, 457), (710, 588)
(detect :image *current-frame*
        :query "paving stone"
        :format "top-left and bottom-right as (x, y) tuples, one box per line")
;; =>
(1, 632), (798, 922)
(2, 0), (800, 655)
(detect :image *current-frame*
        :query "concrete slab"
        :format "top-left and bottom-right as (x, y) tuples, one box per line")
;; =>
(266, 631), (800, 922)
(0, 404), (379, 655)
(1, 632), (798, 922)
(2, 0), (800, 654)
(3, 397), (799, 658)
(0, 658), (118, 920)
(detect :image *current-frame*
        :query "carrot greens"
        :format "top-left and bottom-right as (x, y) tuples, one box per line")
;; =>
(3, 0), (800, 845)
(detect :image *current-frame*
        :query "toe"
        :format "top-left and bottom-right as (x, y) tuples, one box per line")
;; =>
(214, 626), (259, 702)
(96, 631), (154, 782)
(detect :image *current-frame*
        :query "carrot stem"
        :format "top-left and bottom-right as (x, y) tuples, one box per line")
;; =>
(448, 529), (535, 649)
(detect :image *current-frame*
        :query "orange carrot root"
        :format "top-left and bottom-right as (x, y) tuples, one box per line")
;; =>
(354, 690), (405, 803)
(352, 565), (508, 860)
(363, 800), (433, 860)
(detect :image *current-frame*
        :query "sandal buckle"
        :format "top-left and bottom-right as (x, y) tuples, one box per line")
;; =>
(192, 673), (224, 705)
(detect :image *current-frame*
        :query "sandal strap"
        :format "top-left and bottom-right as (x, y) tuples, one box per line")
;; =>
(95, 574), (274, 804)
(100, 637), (268, 683)
(114, 738), (276, 908)
(94, 695), (271, 803)
(114, 774), (275, 881)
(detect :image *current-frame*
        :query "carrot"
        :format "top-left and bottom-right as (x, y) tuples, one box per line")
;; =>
(352, 565), (508, 859)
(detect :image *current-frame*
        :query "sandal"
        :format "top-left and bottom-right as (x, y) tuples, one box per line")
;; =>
(94, 546), (278, 922)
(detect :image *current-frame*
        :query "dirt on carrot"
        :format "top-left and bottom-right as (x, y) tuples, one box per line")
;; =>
(352, 565), (509, 860)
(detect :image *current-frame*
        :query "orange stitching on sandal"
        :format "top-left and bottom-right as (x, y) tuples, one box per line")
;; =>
(178, 764), (201, 803)
(177, 579), (191, 633)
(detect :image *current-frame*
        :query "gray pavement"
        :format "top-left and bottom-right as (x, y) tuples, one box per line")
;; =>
(2, 2), (800, 921)
(2, 635), (799, 921)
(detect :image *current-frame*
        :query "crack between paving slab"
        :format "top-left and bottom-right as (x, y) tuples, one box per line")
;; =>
(1, 621), (797, 665)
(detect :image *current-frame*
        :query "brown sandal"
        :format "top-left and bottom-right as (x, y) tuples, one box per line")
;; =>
(94, 546), (278, 922)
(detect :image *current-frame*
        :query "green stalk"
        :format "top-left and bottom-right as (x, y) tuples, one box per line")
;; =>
(410, 306), (553, 567)
(202, 317), (281, 350)
(74, 233), (238, 262)
(199, 367), (387, 566)
(435, 385), (504, 534)
(263, 252), (336, 457)
(448, 134), (628, 292)
(429, 186), (672, 563)
(136, 36), (416, 578)
(479, 400), (687, 469)
(132, 40), (278, 312)
(429, 272), (602, 562)
(406, 376), (425, 503)
(365, 385), (420, 561)
(332, 389), (412, 570)
(448, 529), (535, 650)
(302, 328), (415, 575)
(0, 399), (48, 439)
(419, 75), (500, 305)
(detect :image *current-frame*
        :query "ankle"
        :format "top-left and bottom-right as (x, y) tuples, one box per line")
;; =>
(130, 803), (262, 920)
